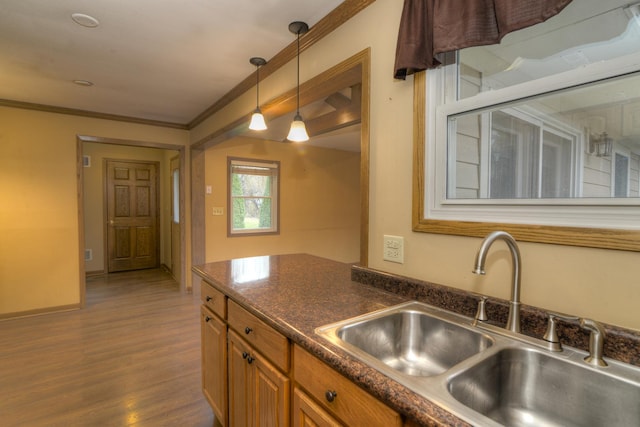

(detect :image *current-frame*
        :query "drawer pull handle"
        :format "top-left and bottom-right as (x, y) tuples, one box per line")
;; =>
(247, 356), (254, 364)
(242, 352), (248, 359)
(325, 390), (337, 403)
(245, 327), (253, 335)
(205, 316), (211, 322)
(206, 296), (212, 302)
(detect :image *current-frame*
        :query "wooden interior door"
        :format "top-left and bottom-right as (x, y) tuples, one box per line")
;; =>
(106, 160), (159, 272)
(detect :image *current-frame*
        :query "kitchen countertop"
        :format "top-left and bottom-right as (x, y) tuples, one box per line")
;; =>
(193, 253), (472, 426)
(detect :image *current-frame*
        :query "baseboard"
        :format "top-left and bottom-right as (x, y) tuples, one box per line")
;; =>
(85, 269), (106, 277)
(0, 303), (81, 321)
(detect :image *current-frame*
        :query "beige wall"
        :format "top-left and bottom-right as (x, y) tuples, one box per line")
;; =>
(190, 0), (640, 331)
(0, 106), (189, 317)
(3, 0), (639, 330)
(82, 142), (179, 273)
(203, 136), (360, 263)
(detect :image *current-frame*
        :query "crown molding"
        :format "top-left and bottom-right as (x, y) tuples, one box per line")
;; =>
(0, 98), (188, 130)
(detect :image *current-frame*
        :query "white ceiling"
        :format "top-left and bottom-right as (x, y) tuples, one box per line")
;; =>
(0, 0), (344, 125)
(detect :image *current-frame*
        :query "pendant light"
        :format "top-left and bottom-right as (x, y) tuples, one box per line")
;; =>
(248, 57), (267, 131)
(286, 21), (309, 142)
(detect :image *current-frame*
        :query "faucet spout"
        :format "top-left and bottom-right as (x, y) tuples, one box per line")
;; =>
(473, 231), (522, 333)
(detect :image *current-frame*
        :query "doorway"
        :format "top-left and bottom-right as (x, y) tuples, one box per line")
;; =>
(190, 49), (370, 267)
(78, 136), (187, 308)
(105, 159), (159, 272)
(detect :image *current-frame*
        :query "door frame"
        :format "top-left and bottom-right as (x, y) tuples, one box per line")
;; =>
(77, 135), (188, 307)
(103, 158), (160, 273)
(190, 49), (370, 267)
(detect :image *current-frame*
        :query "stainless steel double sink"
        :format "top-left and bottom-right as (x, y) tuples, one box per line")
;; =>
(315, 301), (640, 427)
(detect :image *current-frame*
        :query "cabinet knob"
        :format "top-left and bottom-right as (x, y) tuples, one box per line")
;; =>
(325, 390), (337, 403)
(206, 296), (212, 302)
(247, 356), (254, 364)
(245, 327), (253, 335)
(205, 316), (211, 322)
(242, 352), (248, 359)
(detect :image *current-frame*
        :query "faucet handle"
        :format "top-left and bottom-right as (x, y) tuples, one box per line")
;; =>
(543, 311), (579, 351)
(472, 296), (489, 326)
(580, 318), (608, 367)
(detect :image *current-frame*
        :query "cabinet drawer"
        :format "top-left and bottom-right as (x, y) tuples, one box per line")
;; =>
(293, 345), (402, 427)
(201, 281), (226, 319)
(293, 387), (342, 427)
(227, 300), (289, 372)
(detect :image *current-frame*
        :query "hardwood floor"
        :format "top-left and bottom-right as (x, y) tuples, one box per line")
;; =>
(0, 269), (215, 427)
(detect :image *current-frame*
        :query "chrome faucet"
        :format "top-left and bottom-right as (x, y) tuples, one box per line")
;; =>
(472, 231), (522, 333)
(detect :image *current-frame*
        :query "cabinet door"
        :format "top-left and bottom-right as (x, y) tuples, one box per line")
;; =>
(252, 351), (290, 427)
(293, 387), (342, 427)
(228, 331), (252, 427)
(201, 306), (228, 426)
(229, 330), (290, 427)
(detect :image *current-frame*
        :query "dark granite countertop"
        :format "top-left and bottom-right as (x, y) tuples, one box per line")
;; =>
(193, 253), (640, 426)
(193, 254), (471, 426)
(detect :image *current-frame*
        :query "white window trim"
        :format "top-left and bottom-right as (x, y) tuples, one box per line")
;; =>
(425, 53), (640, 230)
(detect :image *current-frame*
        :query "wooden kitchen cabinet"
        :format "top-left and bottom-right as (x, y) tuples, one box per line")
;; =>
(227, 299), (289, 371)
(201, 281), (228, 426)
(202, 282), (226, 317)
(228, 330), (290, 427)
(293, 387), (342, 427)
(293, 345), (402, 427)
(201, 306), (228, 425)
(200, 285), (407, 427)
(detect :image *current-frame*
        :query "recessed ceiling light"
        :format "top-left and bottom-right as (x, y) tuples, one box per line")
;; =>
(73, 80), (94, 87)
(71, 13), (99, 28)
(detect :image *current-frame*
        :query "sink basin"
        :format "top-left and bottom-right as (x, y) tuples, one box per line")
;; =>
(447, 347), (640, 427)
(317, 302), (493, 377)
(318, 301), (640, 426)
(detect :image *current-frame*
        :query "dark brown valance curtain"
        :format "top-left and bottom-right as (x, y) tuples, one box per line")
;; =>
(394, 0), (573, 79)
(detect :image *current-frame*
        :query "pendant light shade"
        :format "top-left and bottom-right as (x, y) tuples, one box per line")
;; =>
(248, 57), (267, 131)
(287, 113), (309, 142)
(249, 108), (267, 131)
(286, 21), (309, 142)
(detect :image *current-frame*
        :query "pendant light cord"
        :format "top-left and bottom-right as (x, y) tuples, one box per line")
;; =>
(296, 30), (300, 115)
(256, 65), (260, 108)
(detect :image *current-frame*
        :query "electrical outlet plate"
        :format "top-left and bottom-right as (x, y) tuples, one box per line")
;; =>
(212, 207), (224, 216)
(383, 235), (404, 263)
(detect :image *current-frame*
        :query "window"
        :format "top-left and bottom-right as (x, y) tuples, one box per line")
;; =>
(451, 108), (579, 200)
(228, 158), (279, 236)
(172, 168), (180, 223)
(614, 152), (630, 197)
(425, 1), (640, 230)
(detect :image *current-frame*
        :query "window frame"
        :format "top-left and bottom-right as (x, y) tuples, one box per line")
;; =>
(227, 157), (280, 237)
(425, 51), (640, 231)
